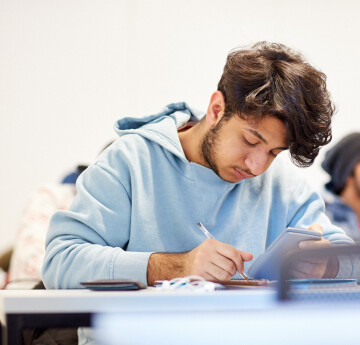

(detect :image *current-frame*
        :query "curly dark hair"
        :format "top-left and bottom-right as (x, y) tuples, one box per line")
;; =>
(217, 42), (334, 167)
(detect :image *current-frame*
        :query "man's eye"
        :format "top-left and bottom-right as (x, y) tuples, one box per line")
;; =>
(243, 137), (256, 147)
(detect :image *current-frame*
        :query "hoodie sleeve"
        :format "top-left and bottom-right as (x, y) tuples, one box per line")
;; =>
(42, 162), (152, 289)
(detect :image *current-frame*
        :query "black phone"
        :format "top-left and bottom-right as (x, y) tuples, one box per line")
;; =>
(81, 279), (146, 291)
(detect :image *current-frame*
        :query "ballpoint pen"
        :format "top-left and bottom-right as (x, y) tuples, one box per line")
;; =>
(196, 222), (250, 281)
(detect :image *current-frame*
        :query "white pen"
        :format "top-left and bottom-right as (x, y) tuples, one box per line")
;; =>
(196, 222), (250, 281)
(196, 222), (215, 239)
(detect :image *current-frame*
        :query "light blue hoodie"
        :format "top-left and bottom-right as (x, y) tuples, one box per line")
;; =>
(42, 102), (353, 288)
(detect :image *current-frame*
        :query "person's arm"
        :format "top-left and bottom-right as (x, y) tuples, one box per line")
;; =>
(147, 239), (253, 285)
(42, 163), (152, 289)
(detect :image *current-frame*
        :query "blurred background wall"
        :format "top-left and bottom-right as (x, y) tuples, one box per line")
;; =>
(1, 0), (360, 252)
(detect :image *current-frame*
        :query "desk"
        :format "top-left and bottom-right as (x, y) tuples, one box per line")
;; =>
(0, 287), (277, 345)
(94, 302), (360, 345)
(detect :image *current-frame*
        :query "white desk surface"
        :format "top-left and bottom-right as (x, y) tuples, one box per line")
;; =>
(94, 303), (360, 345)
(0, 287), (276, 322)
(2, 288), (360, 345)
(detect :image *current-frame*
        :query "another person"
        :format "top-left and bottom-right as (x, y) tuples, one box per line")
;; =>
(43, 42), (354, 291)
(6, 141), (113, 290)
(321, 132), (360, 242)
(4, 165), (86, 289)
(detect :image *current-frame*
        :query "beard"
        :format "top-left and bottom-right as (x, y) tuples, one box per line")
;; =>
(200, 118), (225, 178)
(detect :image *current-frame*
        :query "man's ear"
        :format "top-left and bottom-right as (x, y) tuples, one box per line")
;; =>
(205, 91), (226, 127)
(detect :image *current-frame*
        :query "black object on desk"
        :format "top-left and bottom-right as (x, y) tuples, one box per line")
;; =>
(81, 279), (146, 291)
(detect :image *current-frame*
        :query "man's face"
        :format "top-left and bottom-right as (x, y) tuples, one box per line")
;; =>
(201, 114), (288, 183)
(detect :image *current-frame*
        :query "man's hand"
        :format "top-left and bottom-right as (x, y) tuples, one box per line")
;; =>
(290, 224), (337, 279)
(183, 239), (253, 280)
(147, 239), (253, 286)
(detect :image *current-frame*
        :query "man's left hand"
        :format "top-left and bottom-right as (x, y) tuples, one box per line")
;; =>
(290, 224), (335, 279)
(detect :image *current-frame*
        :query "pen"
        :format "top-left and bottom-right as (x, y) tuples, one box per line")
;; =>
(196, 222), (250, 281)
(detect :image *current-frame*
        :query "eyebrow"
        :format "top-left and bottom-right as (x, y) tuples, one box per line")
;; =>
(245, 128), (288, 150)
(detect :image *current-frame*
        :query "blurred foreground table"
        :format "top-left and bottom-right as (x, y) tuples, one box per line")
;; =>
(0, 287), (277, 345)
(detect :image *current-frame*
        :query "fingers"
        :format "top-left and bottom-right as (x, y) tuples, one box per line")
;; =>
(291, 260), (328, 279)
(299, 237), (331, 249)
(294, 224), (331, 279)
(239, 251), (254, 262)
(188, 239), (253, 281)
(210, 254), (237, 277)
(215, 241), (253, 274)
(307, 223), (323, 234)
(299, 224), (328, 249)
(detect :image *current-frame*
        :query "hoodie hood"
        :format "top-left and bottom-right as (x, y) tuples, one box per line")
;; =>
(114, 102), (204, 160)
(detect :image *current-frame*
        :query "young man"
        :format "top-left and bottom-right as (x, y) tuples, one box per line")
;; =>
(42, 42), (353, 289)
(321, 132), (360, 241)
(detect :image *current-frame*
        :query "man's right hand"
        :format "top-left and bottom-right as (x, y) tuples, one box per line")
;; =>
(147, 239), (253, 285)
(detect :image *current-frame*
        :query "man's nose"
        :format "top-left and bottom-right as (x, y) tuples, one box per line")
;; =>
(244, 152), (268, 176)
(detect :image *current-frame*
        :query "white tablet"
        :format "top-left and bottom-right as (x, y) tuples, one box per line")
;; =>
(248, 227), (322, 281)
